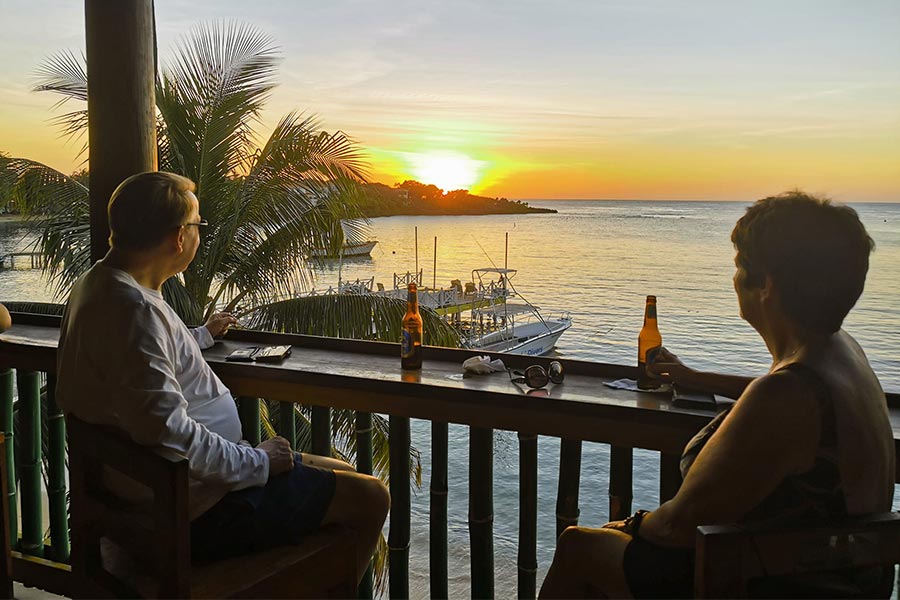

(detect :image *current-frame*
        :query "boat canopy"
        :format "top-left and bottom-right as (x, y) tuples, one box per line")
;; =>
(472, 268), (517, 277)
(473, 303), (539, 317)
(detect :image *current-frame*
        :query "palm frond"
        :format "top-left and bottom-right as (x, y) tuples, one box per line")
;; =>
(157, 21), (280, 198)
(32, 50), (89, 158)
(0, 156), (90, 299)
(241, 294), (462, 348)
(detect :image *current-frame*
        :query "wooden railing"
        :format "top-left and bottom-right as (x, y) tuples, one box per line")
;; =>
(2, 311), (899, 599)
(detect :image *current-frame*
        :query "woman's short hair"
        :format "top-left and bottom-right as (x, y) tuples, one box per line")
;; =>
(108, 171), (196, 250)
(731, 191), (874, 333)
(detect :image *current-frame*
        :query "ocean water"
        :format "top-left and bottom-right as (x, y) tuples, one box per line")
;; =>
(2, 201), (899, 597)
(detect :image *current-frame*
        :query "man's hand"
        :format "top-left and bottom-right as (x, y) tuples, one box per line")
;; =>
(205, 312), (238, 338)
(257, 437), (294, 477)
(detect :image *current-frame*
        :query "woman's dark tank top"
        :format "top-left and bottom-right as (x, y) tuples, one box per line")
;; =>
(679, 362), (847, 523)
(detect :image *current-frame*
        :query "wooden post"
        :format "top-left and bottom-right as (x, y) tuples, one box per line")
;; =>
(555, 439), (581, 538)
(356, 411), (374, 599)
(45, 374), (70, 562)
(0, 434), (11, 600)
(311, 406), (331, 456)
(469, 427), (494, 599)
(237, 397), (261, 446)
(517, 433), (538, 599)
(0, 370), (15, 549)
(388, 416), (410, 599)
(277, 401), (297, 450)
(430, 422), (448, 599)
(16, 370), (42, 557)
(85, 0), (158, 263)
(609, 446), (633, 521)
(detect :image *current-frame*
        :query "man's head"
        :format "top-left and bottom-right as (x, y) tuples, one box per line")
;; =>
(108, 171), (198, 251)
(730, 191), (874, 334)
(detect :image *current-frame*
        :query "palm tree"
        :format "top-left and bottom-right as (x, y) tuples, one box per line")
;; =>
(1, 21), (460, 591)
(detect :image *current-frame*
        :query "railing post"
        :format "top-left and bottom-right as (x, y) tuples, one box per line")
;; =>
(517, 432), (538, 599)
(45, 374), (70, 562)
(609, 446), (633, 521)
(555, 439), (581, 538)
(430, 421), (448, 600)
(469, 426), (494, 599)
(388, 416), (410, 599)
(17, 370), (43, 557)
(236, 397), (261, 446)
(311, 406), (331, 456)
(277, 401), (297, 450)
(660, 453), (682, 504)
(0, 369), (16, 549)
(356, 411), (374, 599)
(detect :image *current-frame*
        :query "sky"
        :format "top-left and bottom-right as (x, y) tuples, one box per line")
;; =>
(1, 0), (899, 201)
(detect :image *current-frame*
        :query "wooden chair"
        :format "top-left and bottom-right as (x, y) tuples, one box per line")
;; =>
(695, 513), (900, 598)
(68, 416), (358, 599)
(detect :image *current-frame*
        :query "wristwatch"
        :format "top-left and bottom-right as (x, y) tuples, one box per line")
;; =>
(622, 509), (651, 538)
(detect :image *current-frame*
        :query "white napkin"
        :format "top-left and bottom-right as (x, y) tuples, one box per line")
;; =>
(603, 378), (672, 394)
(462, 355), (506, 375)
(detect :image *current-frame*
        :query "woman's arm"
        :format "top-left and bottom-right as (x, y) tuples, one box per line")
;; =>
(647, 347), (754, 399)
(637, 370), (821, 547)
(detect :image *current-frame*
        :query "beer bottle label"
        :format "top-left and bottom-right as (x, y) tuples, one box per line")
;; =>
(401, 329), (420, 357)
(646, 304), (656, 319)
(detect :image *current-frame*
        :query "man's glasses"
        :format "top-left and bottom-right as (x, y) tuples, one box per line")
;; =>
(182, 219), (209, 229)
(509, 361), (564, 389)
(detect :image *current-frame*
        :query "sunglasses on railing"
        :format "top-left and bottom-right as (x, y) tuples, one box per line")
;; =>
(509, 361), (564, 389)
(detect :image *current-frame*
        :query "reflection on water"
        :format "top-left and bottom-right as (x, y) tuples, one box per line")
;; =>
(3, 202), (899, 598)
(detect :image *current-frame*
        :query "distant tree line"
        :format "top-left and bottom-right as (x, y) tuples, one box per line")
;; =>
(359, 180), (555, 217)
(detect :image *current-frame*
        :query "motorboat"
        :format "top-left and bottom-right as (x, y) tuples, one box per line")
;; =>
(310, 240), (378, 259)
(455, 268), (572, 356)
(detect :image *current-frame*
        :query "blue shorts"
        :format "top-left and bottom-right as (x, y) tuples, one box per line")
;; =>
(191, 454), (336, 562)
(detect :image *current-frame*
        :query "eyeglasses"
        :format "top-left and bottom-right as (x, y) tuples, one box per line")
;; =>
(509, 361), (564, 389)
(182, 219), (209, 229)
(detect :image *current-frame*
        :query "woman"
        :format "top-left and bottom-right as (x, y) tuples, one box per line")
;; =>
(539, 192), (894, 598)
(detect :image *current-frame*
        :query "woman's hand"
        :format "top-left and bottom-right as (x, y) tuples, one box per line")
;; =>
(204, 312), (238, 338)
(646, 346), (691, 384)
(600, 519), (628, 533)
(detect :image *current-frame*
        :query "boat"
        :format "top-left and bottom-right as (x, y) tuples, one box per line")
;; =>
(310, 240), (378, 259)
(455, 268), (572, 356)
(378, 267), (572, 356)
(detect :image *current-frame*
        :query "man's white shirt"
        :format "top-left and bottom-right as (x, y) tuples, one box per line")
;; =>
(57, 261), (268, 518)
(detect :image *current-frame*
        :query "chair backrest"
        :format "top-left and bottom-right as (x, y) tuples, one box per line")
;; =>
(695, 513), (900, 598)
(68, 416), (191, 598)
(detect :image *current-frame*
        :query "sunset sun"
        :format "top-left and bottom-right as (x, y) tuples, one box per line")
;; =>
(409, 151), (484, 192)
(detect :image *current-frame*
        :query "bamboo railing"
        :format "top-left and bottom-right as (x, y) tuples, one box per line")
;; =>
(2, 315), (899, 599)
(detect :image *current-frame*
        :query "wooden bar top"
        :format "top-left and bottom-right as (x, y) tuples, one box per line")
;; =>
(3, 314), (900, 474)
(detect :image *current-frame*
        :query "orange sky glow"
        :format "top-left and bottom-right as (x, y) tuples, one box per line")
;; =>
(1, 1), (899, 202)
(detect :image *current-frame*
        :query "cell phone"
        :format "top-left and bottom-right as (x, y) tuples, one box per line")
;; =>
(225, 347), (258, 362)
(672, 385), (717, 410)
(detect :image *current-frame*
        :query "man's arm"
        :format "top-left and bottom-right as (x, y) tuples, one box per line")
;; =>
(190, 312), (238, 349)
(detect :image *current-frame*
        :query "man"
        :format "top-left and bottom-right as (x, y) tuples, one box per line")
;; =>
(57, 171), (388, 576)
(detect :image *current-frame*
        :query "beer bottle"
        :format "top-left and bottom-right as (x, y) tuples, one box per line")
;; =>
(637, 295), (662, 390)
(401, 283), (424, 370)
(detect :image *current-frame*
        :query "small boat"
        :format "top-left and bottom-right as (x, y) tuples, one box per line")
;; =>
(456, 268), (572, 356)
(310, 240), (378, 259)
